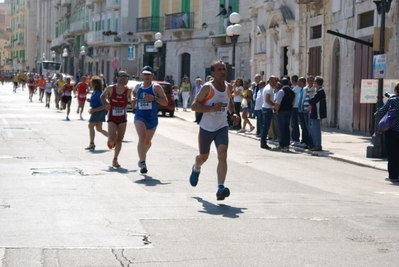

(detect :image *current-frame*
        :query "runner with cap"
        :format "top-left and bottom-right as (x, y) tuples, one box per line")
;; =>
(131, 66), (168, 174)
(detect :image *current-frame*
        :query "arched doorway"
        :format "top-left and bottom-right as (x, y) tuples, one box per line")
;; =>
(331, 39), (341, 128)
(180, 53), (191, 82)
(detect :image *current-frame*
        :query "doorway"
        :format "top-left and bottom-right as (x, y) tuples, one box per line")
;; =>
(331, 39), (341, 128)
(181, 53), (191, 82)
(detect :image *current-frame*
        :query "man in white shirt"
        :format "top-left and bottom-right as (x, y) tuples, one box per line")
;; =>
(291, 75), (301, 145)
(254, 80), (265, 137)
(260, 75), (277, 149)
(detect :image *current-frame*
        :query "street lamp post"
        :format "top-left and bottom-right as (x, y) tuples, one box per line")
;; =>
(51, 51), (56, 62)
(80, 46), (86, 75)
(42, 53), (46, 61)
(62, 48), (68, 74)
(226, 12), (242, 80)
(367, 0), (392, 158)
(154, 32), (163, 80)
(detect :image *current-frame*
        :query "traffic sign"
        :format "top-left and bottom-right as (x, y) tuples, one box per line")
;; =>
(111, 59), (120, 69)
(373, 54), (386, 79)
(87, 57), (93, 63)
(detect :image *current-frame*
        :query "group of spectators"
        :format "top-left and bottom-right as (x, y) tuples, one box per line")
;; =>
(231, 74), (327, 152)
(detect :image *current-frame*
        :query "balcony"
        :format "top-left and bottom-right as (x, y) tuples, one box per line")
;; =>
(63, 32), (75, 42)
(87, 31), (106, 46)
(106, 0), (119, 10)
(103, 31), (138, 46)
(15, 41), (24, 47)
(136, 16), (163, 40)
(51, 34), (68, 49)
(17, 23), (24, 29)
(70, 20), (90, 33)
(6, 27), (11, 32)
(296, 0), (315, 3)
(61, 0), (71, 6)
(165, 12), (194, 37)
(91, 0), (102, 3)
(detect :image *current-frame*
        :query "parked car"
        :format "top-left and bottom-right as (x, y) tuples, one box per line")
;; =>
(126, 80), (175, 117)
(52, 73), (76, 87)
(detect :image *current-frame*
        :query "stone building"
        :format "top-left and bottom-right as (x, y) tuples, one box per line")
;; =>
(135, 0), (252, 84)
(8, 0), (28, 71)
(249, 0), (398, 133)
(0, 0), (11, 70)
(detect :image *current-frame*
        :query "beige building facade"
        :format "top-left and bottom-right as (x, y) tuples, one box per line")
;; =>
(0, 1), (11, 70)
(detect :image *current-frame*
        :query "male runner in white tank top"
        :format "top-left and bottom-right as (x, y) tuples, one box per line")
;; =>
(189, 60), (239, 200)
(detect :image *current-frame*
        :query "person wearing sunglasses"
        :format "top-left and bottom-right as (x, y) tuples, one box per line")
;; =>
(131, 66), (168, 174)
(100, 70), (132, 167)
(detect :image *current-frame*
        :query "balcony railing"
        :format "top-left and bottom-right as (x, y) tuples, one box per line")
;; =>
(165, 12), (194, 30)
(87, 31), (106, 44)
(51, 34), (67, 48)
(136, 16), (163, 33)
(70, 20), (90, 33)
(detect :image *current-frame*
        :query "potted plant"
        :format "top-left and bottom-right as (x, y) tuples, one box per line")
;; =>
(47, 38), (52, 43)
(114, 36), (121, 42)
(127, 31), (133, 35)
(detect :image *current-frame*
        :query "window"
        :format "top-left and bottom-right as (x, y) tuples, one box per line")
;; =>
(311, 25), (322, 39)
(359, 10), (374, 29)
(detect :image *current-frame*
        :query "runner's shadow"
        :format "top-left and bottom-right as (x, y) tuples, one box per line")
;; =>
(105, 166), (133, 173)
(134, 175), (171, 187)
(88, 149), (108, 154)
(192, 197), (247, 218)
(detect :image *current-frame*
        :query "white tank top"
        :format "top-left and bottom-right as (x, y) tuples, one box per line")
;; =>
(199, 81), (230, 132)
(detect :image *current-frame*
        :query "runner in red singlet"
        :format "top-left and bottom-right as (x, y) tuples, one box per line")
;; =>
(38, 75), (46, 102)
(60, 77), (74, 121)
(27, 74), (36, 102)
(100, 70), (132, 167)
(74, 80), (89, 120)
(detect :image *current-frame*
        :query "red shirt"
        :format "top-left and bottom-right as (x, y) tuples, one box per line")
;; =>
(62, 84), (73, 97)
(77, 82), (88, 100)
(108, 84), (128, 123)
(28, 77), (35, 90)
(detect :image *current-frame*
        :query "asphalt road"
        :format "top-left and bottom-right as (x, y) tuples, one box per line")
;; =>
(0, 83), (398, 267)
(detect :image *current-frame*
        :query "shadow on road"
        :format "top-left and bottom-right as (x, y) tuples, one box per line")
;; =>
(192, 197), (247, 218)
(134, 175), (171, 186)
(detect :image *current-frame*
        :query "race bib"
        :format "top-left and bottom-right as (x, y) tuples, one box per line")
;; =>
(138, 99), (152, 110)
(112, 107), (125, 116)
(28, 83), (34, 86)
(64, 91), (71, 96)
(79, 94), (86, 98)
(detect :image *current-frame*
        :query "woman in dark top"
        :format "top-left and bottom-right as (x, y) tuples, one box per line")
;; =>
(375, 82), (399, 182)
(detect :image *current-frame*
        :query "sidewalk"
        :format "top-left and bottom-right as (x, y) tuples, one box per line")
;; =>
(172, 108), (387, 172)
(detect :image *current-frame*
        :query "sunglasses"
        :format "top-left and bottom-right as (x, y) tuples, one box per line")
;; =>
(118, 74), (129, 78)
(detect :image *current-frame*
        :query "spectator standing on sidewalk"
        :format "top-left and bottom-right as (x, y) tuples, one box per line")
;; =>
(291, 75), (301, 145)
(260, 76), (277, 149)
(238, 80), (255, 133)
(254, 80), (266, 137)
(273, 78), (295, 151)
(193, 78), (203, 123)
(172, 85), (179, 110)
(308, 76), (327, 151)
(297, 77), (312, 148)
(232, 77), (244, 130)
(375, 82), (399, 183)
(180, 76), (191, 111)
(251, 74), (261, 119)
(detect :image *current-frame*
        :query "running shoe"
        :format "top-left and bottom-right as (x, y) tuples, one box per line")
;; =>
(138, 161), (148, 174)
(66, 116), (70, 121)
(189, 165), (200, 187)
(216, 186), (230, 201)
(76, 108), (79, 114)
(249, 126), (255, 132)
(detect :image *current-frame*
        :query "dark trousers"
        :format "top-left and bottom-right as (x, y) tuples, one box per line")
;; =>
(299, 112), (311, 146)
(384, 130), (399, 179)
(291, 107), (300, 142)
(260, 108), (273, 147)
(277, 110), (292, 147)
(256, 109), (263, 135)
